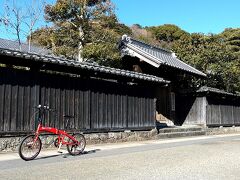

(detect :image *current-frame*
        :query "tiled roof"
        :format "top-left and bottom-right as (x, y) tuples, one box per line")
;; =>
(0, 47), (170, 84)
(197, 86), (240, 97)
(120, 35), (206, 77)
(0, 38), (51, 55)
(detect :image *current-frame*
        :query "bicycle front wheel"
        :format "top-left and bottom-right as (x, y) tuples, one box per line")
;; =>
(18, 135), (42, 161)
(67, 133), (86, 156)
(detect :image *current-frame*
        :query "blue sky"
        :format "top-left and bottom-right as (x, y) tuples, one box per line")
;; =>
(1, 0), (240, 41)
(112, 0), (240, 34)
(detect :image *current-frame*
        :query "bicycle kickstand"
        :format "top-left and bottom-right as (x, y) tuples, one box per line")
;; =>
(57, 141), (63, 153)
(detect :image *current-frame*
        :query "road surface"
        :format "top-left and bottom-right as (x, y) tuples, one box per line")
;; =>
(1, 134), (240, 180)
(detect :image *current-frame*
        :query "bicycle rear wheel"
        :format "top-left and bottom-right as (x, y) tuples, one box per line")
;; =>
(18, 135), (42, 161)
(67, 133), (86, 155)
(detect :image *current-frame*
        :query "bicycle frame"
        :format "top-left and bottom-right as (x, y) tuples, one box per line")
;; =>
(33, 122), (79, 146)
(19, 105), (86, 161)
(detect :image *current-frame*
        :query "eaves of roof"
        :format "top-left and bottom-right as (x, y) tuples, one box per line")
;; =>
(0, 48), (170, 84)
(197, 86), (240, 97)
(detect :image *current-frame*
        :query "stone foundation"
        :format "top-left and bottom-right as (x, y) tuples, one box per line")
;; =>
(0, 135), (59, 152)
(1, 126), (240, 152)
(206, 126), (240, 135)
(0, 129), (158, 152)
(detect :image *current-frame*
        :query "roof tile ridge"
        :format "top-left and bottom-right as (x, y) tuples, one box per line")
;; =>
(122, 34), (172, 54)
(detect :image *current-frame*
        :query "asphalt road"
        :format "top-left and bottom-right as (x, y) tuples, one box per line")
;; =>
(1, 134), (240, 180)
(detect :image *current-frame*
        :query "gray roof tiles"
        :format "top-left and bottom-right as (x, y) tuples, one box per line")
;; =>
(0, 47), (169, 84)
(197, 86), (240, 97)
(120, 35), (206, 77)
(0, 38), (51, 55)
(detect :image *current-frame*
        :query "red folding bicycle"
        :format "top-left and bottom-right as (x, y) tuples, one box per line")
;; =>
(18, 105), (86, 161)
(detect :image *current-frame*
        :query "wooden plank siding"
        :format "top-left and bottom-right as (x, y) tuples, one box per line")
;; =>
(181, 97), (207, 126)
(206, 104), (240, 126)
(0, 68), (39, 132)
(176, 93), (240, 127)
(0, 67), (156, 135)
(206, 96), (240, 126)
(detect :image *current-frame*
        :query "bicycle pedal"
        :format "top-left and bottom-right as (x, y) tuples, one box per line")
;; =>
(57, 151), (63, 153)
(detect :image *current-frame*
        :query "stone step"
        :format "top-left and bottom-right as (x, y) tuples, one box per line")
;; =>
(158, 127), (203, 134)
(155, 130), (206, 139)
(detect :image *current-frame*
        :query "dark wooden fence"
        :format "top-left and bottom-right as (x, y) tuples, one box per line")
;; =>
(0, 68), (39, 133)
(206, 97), (240, 126)
(176, 94), (240, 126)
(0, 67), (156, 135)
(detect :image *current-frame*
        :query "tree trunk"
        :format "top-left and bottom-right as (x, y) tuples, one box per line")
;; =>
(78, 26), (84, 62)
(28, 30), (32, 52)
(17, 30), (22, 51)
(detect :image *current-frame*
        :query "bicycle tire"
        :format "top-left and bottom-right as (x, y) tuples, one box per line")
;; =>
(67, 133), (86, 156)
(18, 134), (42, 161)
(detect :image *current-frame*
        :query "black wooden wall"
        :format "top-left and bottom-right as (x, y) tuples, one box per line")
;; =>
(206, 96), (240, 126)
(175, 93), (240, 126)
(0, 67), (156, 134)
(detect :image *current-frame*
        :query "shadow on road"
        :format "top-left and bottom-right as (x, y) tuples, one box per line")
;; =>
(83, 149), (101, 155)
(34, 149), (101, 160)
(35, 154), (65, 161)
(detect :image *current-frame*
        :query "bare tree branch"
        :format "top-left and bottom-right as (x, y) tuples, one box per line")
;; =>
(0, 0), (25, 50)
(0, 0), (46, 51)
(24, 0), (46, 51)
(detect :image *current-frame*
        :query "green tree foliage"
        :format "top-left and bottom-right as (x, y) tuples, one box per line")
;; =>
(219, 28), (240, 58)
(82, 25), (122, 67)
(148, 24), (189, 42)
(172, 32), (239, 92)
(31, 0), (131, 65)
(147, 24), (189, 49)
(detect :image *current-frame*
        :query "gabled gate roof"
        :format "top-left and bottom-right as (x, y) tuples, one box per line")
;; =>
(120, 35), (206, 77)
